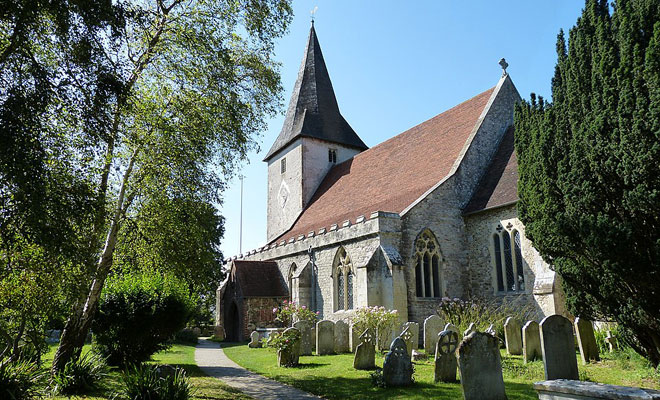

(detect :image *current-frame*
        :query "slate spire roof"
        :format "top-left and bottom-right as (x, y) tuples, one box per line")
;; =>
(263, 23), (368, 161)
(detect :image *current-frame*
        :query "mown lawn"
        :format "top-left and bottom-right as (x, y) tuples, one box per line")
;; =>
(40, 343), (249, 400)
(223, 343), (660, 400)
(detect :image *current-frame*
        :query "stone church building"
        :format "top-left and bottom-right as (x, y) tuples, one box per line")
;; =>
(215, 24), (566, 341)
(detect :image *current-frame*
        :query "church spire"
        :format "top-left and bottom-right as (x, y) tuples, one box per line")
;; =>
(263, 24), (367, 161)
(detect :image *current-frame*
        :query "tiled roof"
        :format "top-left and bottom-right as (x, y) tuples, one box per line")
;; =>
(463, 126), (518, 214)
(233, 260), (289, 297)
(272, 87), (496, 243)
(264, 24), (367, 161)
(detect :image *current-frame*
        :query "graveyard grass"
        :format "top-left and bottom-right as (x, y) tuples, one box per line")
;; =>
(223, 344), (660, 400)
(41, 343), (249, 400)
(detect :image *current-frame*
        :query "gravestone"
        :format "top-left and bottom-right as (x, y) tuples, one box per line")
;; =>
(349, 324), (360, 352)
(575, 317), (600, 364)
(382, 337), (413, 387)
(540, 315), (579, 380)
(424, 315), (444, 355)
(401, 322), (420, 351)
(316, 320), (335, 355)
(457, 332), (507, 400)
(277, 327), (301, 367)
(353, 328), (376, 370)
(400, 326), (414, 358)
(444, 323), (460, 337)
(434, 329), (459, 383)
(293, 320), (313, 356)
(334, 320), (350, 353)
(605, 331), (617, 352)
(463, 322), (476, 337)
(522, 320), (542, 363)
(248, 331), (261, 348)
(504, 317), (523, 355)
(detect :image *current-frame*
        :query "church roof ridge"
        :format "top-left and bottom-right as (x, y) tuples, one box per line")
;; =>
(263, 24), (367, 161)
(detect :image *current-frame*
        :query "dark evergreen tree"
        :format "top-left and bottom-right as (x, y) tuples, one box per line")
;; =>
(515, 0), (660, 365)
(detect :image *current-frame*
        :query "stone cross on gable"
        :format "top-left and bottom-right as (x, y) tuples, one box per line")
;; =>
(499, 58), (509, 75)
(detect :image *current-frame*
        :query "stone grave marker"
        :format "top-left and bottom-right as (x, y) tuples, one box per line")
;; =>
(434, 329), (459, 383)
(401, 322), (419, 351)
(316, 320), (335, 355)
(605, 331), (617, 352)
(575, 317), (600, 364)
(349, 323), (360, 352)
(522, 320), (542, 363)
(353, 328), (376, 370)
(504, 317), (523, 355)
(334, 320), (350, 353)
(540, 315), (579, 380)
(424, 315), (444, 355)
(248, 331), (261, 348)
(463, 322), (476, 337)
(400, 325), (414, 358)
(383, 337), (413, 387)
(293, 320), (313, 356)
(457, 332), (507, 400)
(277, 327), (301, 367)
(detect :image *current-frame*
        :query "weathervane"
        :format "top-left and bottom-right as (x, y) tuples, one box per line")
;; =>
(311, 6), (318, 24)
(499, 58), (509, 76)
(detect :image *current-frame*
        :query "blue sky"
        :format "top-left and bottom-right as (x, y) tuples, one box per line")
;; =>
(219, 1), (584, 257)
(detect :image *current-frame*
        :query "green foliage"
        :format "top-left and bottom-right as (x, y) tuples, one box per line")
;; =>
(92, 271), (195, 366)
(50, 350), (107, 395)
(370, 368), (386, 388)
(269, 329), (300, 355)
(273, 300), (319, 327)
(0, 359), (44, 400)
(174, 329), (199, 345)
(514, 0), (660, 366)
(117, 364), (192, 400)
(351, 306), (399, 350)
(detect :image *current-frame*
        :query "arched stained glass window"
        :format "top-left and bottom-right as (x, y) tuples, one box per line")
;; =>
(493, 234), (504, 292)
(334, 247), (354, 311)
(502, 233), (514, 291)
(413, 230), (443, 298)
(493, 225), (526, 293)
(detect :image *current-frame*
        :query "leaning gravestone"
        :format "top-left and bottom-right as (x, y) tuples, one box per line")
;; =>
(575, 317), (600, 364)
(383, 337), (414, 387)
(522, 320), (542, 363)
(463, 322), (476, 337)
(349, 324), (360, 352)
(316, 320), (335, 355)
(504, 317), (523, 355)
(401, 322), (420, 351)
(248, 331), (261, 348)
(293, 320), (313, 356)
(457, 332), (507, 400)
(353, 328), (376, 370)
(400, 326), (414, 358)
(277, 327), (301, 367)
(434, 329), (459, 383)
(540, 315), (579, 380)
(334, 320), (350, 353)
(424, 315), (444, 355)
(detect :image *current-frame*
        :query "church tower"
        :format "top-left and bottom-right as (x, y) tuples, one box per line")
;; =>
(264, 23), (367, 242)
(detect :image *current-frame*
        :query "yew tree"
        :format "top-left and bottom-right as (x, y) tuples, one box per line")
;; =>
(515, 0), (660, 365)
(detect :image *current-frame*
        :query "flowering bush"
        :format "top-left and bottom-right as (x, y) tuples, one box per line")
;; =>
(352, 306), (398, 349)
(269, 329), (301, 353)
(272, 300), (319, 327)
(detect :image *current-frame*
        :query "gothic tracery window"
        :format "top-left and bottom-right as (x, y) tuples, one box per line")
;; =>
(334, 247), (354, 311)
(492, 225), (526, 293)
(414, 230), (443, 298)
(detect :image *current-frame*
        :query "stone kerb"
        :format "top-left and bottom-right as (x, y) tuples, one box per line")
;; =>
(316, 320), (335, 355)
(574, 317), (600, 364)
(457, 332), (507, 400)
(293, 320), (313, 356)
(424, 315), (444, 355)
(383, 337), (414, 387)
(540, 315), (579, 380)
(504, 317), (523, 355)
(334, 320), (350, 353)
(522, 320), (542, 363)
(534, 380), (660, 400)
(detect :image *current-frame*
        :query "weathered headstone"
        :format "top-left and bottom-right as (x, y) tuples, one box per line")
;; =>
(605, 330), (617, 353)
(349, 324), (360, 352)
(463, 322), (476, 337)
(353, 328), (376, 370)
(504, 317), (523, 355)
(316, 320), (335, 355)
(424, 315), (444, 355)
(382, 337), (413, 387)
(540, 315), (579, 380)
(277, 327), (301, 367)
(457, 332), (507, 400)
(400, 325), (414, 358)
(334, 320), (350, 353)
(522, 320), (542, 363)
(248, 331), (261, 348)
(575, 317), (600, 364)
(434, 329), (459, 383)
(293, 320), (313, 356)
(401, 322), (420, 351)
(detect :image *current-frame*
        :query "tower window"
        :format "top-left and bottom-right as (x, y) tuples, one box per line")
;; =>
(280, 158), (286, 174)
(328, 149), (337, 163)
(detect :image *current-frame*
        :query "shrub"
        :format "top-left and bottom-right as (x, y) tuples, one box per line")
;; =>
(174, 329), (199, 345)
(273, 301), (319, 327)
(269, 328), (300, 354)
(50, 350), (107, 395)
(117, 364), (192, 400)
(0, 358), (43, 400)
(352, 306), (398, 350)
(93, 271), (195, 366)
